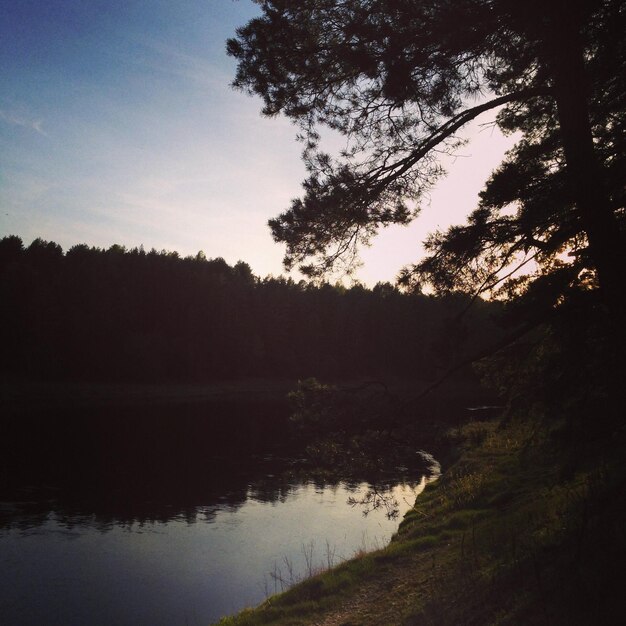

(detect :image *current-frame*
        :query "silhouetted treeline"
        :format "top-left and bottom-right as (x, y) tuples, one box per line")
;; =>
(0, 236), (500, 382)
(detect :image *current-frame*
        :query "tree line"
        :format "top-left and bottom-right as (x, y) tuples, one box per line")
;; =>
(0, 235), (499, 383)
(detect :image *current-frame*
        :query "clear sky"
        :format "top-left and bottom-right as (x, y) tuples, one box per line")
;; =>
(0, 0), (515, 285)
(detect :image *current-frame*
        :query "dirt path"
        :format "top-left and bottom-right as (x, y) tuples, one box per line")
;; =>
(310, 551), (440, 626)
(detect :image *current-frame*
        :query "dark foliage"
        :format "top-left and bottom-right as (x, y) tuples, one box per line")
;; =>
(229, 1), (624, 314)
(228, 0), (625, 430)
(0, 235), (498, 383)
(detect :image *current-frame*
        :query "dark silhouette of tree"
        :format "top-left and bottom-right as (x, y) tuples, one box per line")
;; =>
(228, 1), (626, 432)
(0, 235), (23, 269)
(0, 236), (499, 383)
(228, 0), (624, 315)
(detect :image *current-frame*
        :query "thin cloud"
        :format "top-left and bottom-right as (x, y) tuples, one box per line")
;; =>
(130, 36), (228, 89)
(0, 109), (48, 137)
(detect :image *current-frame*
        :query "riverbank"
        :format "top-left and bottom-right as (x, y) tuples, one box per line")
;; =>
(215, 417), (625, 625)
(1, 377), (491, 412)
(0, 378), (298, 412)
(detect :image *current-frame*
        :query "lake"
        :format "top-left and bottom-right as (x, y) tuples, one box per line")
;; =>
(0, 394), (439, 625)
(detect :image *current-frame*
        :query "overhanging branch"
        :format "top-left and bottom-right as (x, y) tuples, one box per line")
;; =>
(366, 87), (551, 194)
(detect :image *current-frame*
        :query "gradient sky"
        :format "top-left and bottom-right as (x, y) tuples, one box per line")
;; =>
(0, 0), (515, 285)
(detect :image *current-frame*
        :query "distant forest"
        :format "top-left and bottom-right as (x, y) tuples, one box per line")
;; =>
(0, 236), (500, 382)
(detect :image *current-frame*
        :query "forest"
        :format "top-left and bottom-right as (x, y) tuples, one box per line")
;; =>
(0, 234), (498, 383)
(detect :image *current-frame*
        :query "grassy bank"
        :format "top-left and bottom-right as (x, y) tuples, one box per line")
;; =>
(215, 417), (625, 625)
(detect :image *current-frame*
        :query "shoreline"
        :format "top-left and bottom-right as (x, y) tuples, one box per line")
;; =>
(214, 417), (625, 625)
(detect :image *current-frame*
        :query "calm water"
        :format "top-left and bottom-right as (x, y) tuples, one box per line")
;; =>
(0, 400), (437, 625)
(0, 477), (428, 625)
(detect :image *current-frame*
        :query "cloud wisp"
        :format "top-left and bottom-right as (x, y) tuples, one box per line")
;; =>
(127, 36), (230, 91)
(0, 109), (49, 137)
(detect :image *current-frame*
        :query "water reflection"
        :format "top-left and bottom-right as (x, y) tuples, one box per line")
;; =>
(0, 401), (436, 625)
(1, 476), (429, 626)
(0, 468), (430, 533)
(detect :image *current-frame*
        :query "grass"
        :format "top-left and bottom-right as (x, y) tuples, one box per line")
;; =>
(213, 416), (626, 625)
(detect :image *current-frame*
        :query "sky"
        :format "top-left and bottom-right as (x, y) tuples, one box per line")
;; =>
(0, 0), (516, 286)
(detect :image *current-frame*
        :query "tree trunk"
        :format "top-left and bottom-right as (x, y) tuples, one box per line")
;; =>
(544, 1), (624, 314)
(540, 0), (625, 426)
